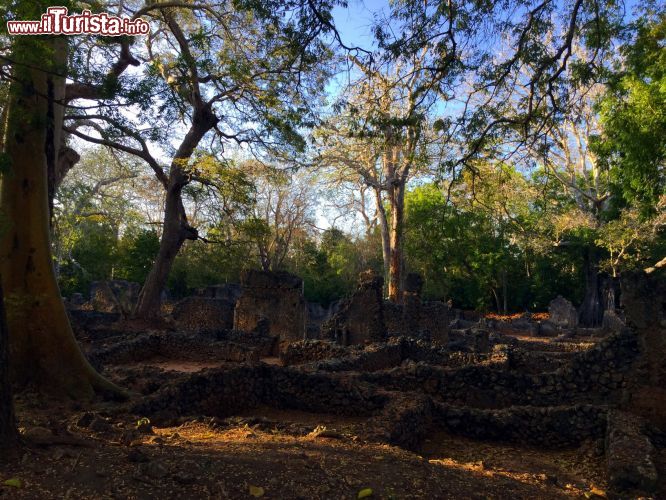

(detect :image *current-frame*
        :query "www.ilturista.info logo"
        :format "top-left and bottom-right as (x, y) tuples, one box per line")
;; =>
(7, 7), (150, 36)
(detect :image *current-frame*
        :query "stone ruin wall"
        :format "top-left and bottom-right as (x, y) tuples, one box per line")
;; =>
(325, 271), (449, 346)
(89, 280), (140, 316)
(321, 271), (386, 346)
(233, 270), (306, 347)
(172, 297), (235, 332)
(620, 269), (666, 427)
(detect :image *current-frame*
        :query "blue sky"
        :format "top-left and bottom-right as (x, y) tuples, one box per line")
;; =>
(331, 0), (390, 52)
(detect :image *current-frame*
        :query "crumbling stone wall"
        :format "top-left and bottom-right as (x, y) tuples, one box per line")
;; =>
(605, 410), (657, 496)
(621, 270), (666, 427)
(88, 331), (260, 368)
(172, 297), (235, 332)
(367, 394), (434, 451)
(360, 330), (640, 408)
(69, 310), (121, 340)
(90, 280), (140, 316)
(381, 286), (450, 343)
(601, 309), (624, 334)
(383, 302), (403, 336)
(420, 301), (450, 344)
(304, 338), (508, 373)
(402, 273), (423, 334)
(132, 355), (624, 452)
(279, 340), (354, 366)
(132, 364), (387, 422)
(233, 270), (306, 345)
(435, 403), (607, 448)
(321, 271), (386, 346)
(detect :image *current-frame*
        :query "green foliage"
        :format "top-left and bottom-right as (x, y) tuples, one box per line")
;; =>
(288, 229), (380, 305)
(35, 2), (662, 315)
(57, 220), (117, 298)
(594, 13), (666, 210)
(115, 229), (160, 285)
(168, 235), (252, 299)
(404, 180), (585, 312)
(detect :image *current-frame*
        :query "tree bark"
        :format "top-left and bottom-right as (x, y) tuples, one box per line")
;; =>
(387, 180), (406, 303)
(0, 282), (17, 450)
(578, 246), (603, 327)
(0, 35), (124, 399)
(373, 187), (390, 291)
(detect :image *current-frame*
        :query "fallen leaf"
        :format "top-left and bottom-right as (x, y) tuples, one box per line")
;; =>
(358, 487), (373, 498)
(249, 485), (265, 497)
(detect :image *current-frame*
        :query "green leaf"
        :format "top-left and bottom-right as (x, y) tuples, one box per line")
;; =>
(3, 478), (22, 488)
(358, 487), (373, 498)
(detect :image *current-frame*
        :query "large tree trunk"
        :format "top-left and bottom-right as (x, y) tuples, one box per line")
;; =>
(0, 282), (17, 449)
(387, 180), (406, 303)
(133, 183), (196, 320)
(579, 246), (603, 327)
(373, 187), (390, 291)
(0, 35), (124, 399)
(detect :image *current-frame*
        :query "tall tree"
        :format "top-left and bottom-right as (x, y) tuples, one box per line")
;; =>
(316, 118), (389, 282)
(322, 51), (437, 302)
(0, 3), (123, 398)
(67, 1), (336, 319)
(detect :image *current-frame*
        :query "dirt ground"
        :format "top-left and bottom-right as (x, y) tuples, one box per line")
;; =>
(0, 393), (612, 500)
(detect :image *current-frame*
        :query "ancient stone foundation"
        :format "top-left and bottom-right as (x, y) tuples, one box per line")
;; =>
(88, 331), (261, 368)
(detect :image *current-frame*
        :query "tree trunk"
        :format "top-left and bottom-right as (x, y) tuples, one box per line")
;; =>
(491, 287), (501, 313)
(0, 35), (124, 399)
(387, 180), (405, 303)
(578, 246), (603, 327)
(46, 37), (78, 223)
(0, 282), (17, 450)
(502, 267), (508, 314)
(133, 183), (196, 320)
(132, 104), (216, 320)
(373, 187), (390, 291)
